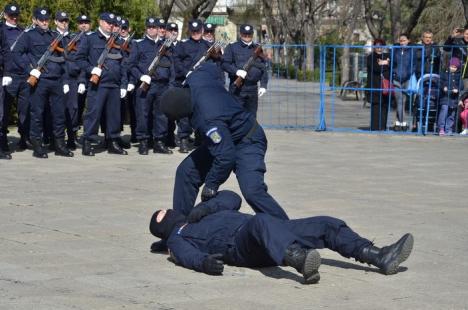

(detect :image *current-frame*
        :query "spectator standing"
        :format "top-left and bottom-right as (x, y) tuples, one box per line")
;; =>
(438, 57), (463, 136)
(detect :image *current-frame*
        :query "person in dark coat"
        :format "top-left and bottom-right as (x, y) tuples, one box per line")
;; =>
(444, 25), (468, 89)
(149, 190), (414, 284)
(366, 38), (391, 131)
(438, 57), (463, 135)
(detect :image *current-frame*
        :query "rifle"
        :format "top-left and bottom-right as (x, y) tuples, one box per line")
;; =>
(27, 32), (65, 87)
(64, 31), (85, 53)
(89, 32), (120, 85)
(181, 39), (228, 85)
(120, 31), (135, 53)
(10, 23), (34, 51)
(233, 44), (264, 88)
(139, 33), (178, 91)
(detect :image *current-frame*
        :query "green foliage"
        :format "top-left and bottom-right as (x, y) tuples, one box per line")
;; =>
(296, 69), (313, 82)
(3, 0), (159, 36)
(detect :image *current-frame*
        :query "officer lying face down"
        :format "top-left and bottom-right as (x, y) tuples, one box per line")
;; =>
(149, 190), (414, 284)
(159, 63), (289, 240)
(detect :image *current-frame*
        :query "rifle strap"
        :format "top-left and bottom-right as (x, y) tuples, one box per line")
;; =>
(107, 53), (123, 60)
(48, 56), (65, 63)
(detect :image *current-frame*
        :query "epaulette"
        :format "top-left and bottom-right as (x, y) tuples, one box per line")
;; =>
(24, 27), (33, 32)
(135, 38), (143, 43)
(86, 31), (95, 36)
(181, 39), (188, 42)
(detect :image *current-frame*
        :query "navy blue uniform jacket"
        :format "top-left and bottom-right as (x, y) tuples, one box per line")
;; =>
(174, 37), (210, 81)
(186, 62), (256, 190)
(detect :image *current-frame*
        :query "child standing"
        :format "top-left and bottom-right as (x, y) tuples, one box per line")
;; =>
(438, 57), (463, 135)
(459, 98), (468, 135)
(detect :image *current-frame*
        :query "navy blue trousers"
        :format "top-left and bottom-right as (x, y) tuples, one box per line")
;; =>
(83, 86), (121, 139)
(29, 78), (66, 139)
(65, 79), (79, 135)
(135, 82), (169, 140)
(3, 76), (30, 139)
(173, 126), (289, 220)
(226, 213), (371, 268)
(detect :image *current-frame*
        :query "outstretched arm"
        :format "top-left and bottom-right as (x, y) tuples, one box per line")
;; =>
(187, 190), (242, 223)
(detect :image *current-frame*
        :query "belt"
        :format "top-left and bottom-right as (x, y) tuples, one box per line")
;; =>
(244, 120), (258, 140)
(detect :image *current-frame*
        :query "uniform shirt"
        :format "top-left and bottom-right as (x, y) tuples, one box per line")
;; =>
(174, 37), (211, 81)
(186, 62), (256, 191)
(222, 40), (268, 89)
(166, 191), (246, 272)
(62, 31), (84, 81)
(2, 23), (29, 76)
(12, 27), (67, 80)
(75, 29), (128, 88)
(127, 36), (175, 84)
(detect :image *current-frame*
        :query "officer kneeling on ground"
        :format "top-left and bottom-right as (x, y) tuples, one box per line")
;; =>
(149, 190), (414, 284)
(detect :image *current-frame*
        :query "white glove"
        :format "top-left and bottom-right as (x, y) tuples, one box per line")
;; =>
(91, 67), (102, 77)
(140, 75), (151, 85)
(30, 69), (41, 79)
(127, 83), (135, 92)
(258, 87), (267, 97)
(120, 89), (127, 98)
(77, 83), (86, 94)
(2, 76), (12, 86)
(236, 69), (247, 79)
(63, 84), (70, 94)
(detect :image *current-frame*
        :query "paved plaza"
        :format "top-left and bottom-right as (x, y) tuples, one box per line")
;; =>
(1, 130), (467, 309)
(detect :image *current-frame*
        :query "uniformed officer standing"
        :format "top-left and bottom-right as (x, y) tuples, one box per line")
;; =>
(75, 12), (129, 156)
(149, 191), (414, 283)
(0, 4), (11, 159)
(165, 22), (179, 149)
(13, 7), (73, 158)
(75, 14), (92, 129)
(118, 18), (136, 146)
(128, 17), (174, 155)
(173, 19), (211, 153)
(222, 24), (268, 118)
(160, 63), (289, 221)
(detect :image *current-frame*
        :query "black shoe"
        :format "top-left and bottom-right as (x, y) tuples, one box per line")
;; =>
(107, 139), (128, 155)
(358, 233), (414, 275)
(17, 137), (29, 151)
(82, 139), (95, 156)
(131, 134), (138, 144)
(31, 138), (48, 159)
(179, 138), (190, 153)
(150, 240), (168, 253)
(55, 138), (74, 157)
(284, 243), (321, 284)
(138, 139), (149, 155)
(0, 135), (10, 153)
(66, 131), (77, 150)
(154, 139), (173, 154)
(0, 149), (12, 160)
(117, 137), (131, 149)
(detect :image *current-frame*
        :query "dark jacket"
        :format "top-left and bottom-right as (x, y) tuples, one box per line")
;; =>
(1, 23), (27, 76)
(366, 51), (391, 103)
(127, 36), (175, 84)
(186, 62), (256, 191)
(415, 43), (441, 76)
(174, 37), (210, 82)
(443, 36), (468, 79)
(12, 27), (67, 81)
(221, 40), (268, 90)
(439, 70), (463, 107)
(391, 44), (417, 83)
(75, 29), (128, 88)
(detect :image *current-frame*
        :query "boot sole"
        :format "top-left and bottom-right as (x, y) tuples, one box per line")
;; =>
(384, 233), (414, 275)
(302, 249), (321, 284)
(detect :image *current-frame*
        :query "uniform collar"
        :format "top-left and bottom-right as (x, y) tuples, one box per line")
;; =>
(190, 37), (201, 43)
(98, 27), (110, 39)
(240, 39), (253, 47)
(5, 21), (17, 28)
(56, 28), (69, 36)
(36, 27), (51, 34)
(145, 34), (158, 43)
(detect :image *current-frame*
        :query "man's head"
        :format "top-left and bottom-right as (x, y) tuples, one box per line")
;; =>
(120, 18), (130, 37)
(188, 19), (203, 41)
(155, 18), (166, 38)
(463, 25), (468, 42)
(149, 209), (186, 240)
(145, 17), (159, 39)
(77, 14), (91, 32)
(160, 87), (192, 120)
(203, 23), (215, 42)
(240, 24), (254, 43)
(398, 33), (410, 46)
(99, 12), (115, 34)
(166, 22), (178, 38)
(421, 31), (433, 45)
(33, 8), (50, 30)
(4, 4), (20, 25)
(54, 11), (69, 32)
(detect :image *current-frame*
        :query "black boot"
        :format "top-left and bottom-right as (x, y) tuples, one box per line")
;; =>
(17, 136), (29, 151)
(179, 138), (190, 153)
(66, 131), (77, 150)
(0, 149), (12, 160)
(138, 139), (149, 155)
(117, 137), (131, 149)
(107, 139), (128, 155)
(55, 138), (74, 157)
(0, 135), (10, 153)
(150, 240), (168, 253)
(82, 139), (95, 156)
(284, 243), (321, 284)
(358, 233), (414, 275)
(31, 138), (48, 158)
(154, 139), (173, 154)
